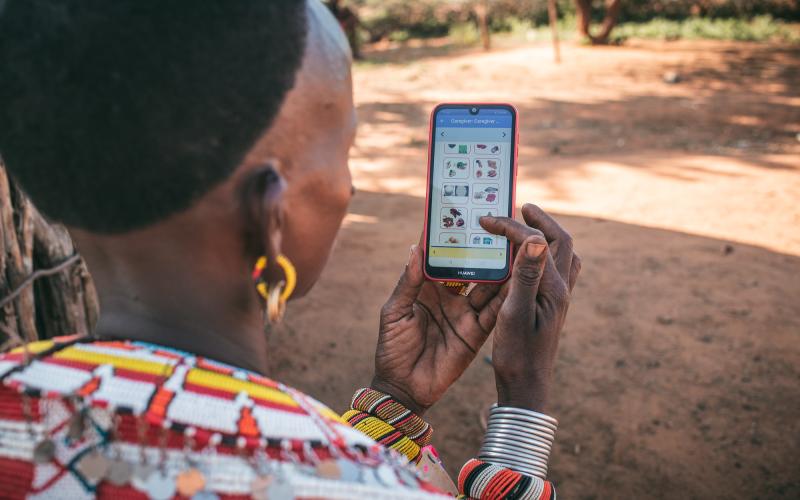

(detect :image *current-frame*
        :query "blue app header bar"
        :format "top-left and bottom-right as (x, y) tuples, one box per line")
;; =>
(436, 107), (513, 128)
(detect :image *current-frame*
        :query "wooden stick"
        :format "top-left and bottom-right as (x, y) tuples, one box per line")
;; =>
(0, 165), (38, 343)
(31, 205), (95, 338)
(0, 164), (99, 346)
(548, 0), (561, 63)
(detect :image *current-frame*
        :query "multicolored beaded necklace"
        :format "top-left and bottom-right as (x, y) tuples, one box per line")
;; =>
(0, 335), (448, 499)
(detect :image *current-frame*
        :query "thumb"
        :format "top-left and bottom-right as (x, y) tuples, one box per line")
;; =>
(505, 236), (548, 316)
(382, 244), (425, 321)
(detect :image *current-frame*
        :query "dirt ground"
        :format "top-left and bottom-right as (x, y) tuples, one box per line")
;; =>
(270, 39), (800, 499)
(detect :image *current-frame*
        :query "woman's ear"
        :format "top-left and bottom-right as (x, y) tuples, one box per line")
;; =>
(241, 163), (286, 284)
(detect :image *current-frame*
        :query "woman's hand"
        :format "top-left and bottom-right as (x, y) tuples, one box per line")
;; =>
(371, 204), (579, 415)
(371, 243), (502, 415)
(480, 204), (580, 411)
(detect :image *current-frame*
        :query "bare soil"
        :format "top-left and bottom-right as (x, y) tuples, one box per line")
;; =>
(270, 39), (800, 499)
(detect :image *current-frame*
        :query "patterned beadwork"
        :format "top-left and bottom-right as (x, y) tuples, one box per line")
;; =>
(351, 387), (433, 447)
(458, 458), (555, 500)
(341, 409), (422, 462)
(0, 337), (449, 499)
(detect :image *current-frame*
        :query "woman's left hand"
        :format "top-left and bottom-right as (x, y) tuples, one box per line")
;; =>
(372, 204), (579, 416)
(371, 243), (504, 415)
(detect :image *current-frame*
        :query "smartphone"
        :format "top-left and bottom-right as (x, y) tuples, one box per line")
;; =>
(424, 103), (518, 283)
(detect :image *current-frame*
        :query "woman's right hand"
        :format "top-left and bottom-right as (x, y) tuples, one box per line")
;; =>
(479, 204), (581, 412)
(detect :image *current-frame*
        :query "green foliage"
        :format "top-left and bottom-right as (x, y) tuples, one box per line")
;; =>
(501, 14), (579, 42)
(343, 0), (800, 44)
(616, 0), (800, 22)
(612, 15), (800, 42)
(448, 22), (482, 45)
(352, 0), (462, 41)
(388, 29), (412, 43)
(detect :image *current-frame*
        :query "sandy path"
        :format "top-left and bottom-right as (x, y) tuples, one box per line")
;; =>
(272, 40), (800, 498)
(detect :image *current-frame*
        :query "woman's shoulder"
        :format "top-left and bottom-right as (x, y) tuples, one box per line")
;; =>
(0, 336), (362, 443)
(0, 337), (449, 498)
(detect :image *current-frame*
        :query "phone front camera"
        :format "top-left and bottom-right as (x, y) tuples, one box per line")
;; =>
(470, 107), (479, 115)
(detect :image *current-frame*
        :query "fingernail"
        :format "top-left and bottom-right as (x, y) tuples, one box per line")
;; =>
(527, 242), (546, 258)
(407, 244), (417, 265)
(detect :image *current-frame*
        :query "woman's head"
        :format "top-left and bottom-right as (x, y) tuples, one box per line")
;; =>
(0, 0), (356, 299)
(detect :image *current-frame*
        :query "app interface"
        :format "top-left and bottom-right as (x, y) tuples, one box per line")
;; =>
(428, 107), (513, 270)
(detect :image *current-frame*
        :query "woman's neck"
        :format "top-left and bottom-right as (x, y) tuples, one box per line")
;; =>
(72, 227), (270, 374)
(93, 298), (270, 373)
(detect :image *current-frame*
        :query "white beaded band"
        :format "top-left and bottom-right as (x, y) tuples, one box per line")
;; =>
(478, 405), (558, 480)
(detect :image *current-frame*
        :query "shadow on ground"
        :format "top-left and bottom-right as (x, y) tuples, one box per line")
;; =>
(270, 189), (800, 499)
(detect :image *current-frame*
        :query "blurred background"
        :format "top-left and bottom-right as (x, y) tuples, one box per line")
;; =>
(1, 0), (798, 497)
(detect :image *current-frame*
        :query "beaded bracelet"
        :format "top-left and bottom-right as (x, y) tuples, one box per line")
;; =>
(350, 388), (433, 448)
(341, 409), (421, 462)
(458, 458), (554, 500)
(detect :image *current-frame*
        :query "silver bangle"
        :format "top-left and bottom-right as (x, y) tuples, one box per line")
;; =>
(482, 436), (552, 460)
(478, 445), (550, 467)
(483, 428), (554, 451)
(485, 418), (555, 441)
(490, 407), (558, 432)
(490, 405), (558, 426)
(478, 405), (558, 480)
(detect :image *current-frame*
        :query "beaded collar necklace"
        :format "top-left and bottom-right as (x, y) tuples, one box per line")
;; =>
(1, 337), (425, 498)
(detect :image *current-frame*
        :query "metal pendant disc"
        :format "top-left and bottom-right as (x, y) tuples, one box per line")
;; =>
(131, 463), (156, 491)
(144, 470), (177, 500)
(33, 439), (56, 464)
(67, 413), (86, 441)
(315, 459), (341, 479)
(191, 491), (221, 500)
(176, 468), (206, 497)
(76, 450), (111, 482)
(265, 477), (295, 500)
(336, 459), (360, 482)
(250, 474), (273, 500)
(106, 459), (133, 486)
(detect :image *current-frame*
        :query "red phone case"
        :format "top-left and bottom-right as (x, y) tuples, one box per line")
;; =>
(422, 103), (519, 284)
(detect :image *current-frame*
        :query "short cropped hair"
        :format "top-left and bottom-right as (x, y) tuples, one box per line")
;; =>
(0, 0), (307, 233)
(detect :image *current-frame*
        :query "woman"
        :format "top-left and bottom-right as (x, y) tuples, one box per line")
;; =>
(0, 1), (579, 498)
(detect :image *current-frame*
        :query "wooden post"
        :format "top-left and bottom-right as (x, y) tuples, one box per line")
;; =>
(547, 0), (561, 63)
(0, 163), (98, 348)
(0, 166), (37, 343)
(475, 0), (491, 51)
(31, 204), (99, 339)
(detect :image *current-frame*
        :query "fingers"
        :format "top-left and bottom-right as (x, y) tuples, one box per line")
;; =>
(381, 244), (425, 322)
(521, 204), (573, 284)
(468, 283), (501, 310)
(479, 215), (545, 245)
(504, 235), (549, 321)
(477, 283), (509, 333)
(568, 253), (581, 292)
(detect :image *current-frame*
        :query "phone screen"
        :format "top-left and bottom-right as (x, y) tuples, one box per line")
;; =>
(425, 104), (516, 282)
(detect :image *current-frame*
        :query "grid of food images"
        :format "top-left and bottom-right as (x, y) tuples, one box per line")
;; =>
(437, 141), (507, 249)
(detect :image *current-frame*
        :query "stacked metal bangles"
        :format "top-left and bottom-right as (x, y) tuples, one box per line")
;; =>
(478, 405), (558, 479)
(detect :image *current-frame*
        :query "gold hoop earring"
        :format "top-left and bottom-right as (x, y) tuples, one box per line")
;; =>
(252, 254), (296, 324)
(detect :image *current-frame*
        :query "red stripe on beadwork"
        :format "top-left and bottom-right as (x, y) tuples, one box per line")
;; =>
(0, 456), (34, 498)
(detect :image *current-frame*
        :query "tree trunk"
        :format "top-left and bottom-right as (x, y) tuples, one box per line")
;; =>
(475, 0), (491, 51)
(547, 0), (561, 63)
(575, 0), (621, 45)
(0, 163), (98, 349)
